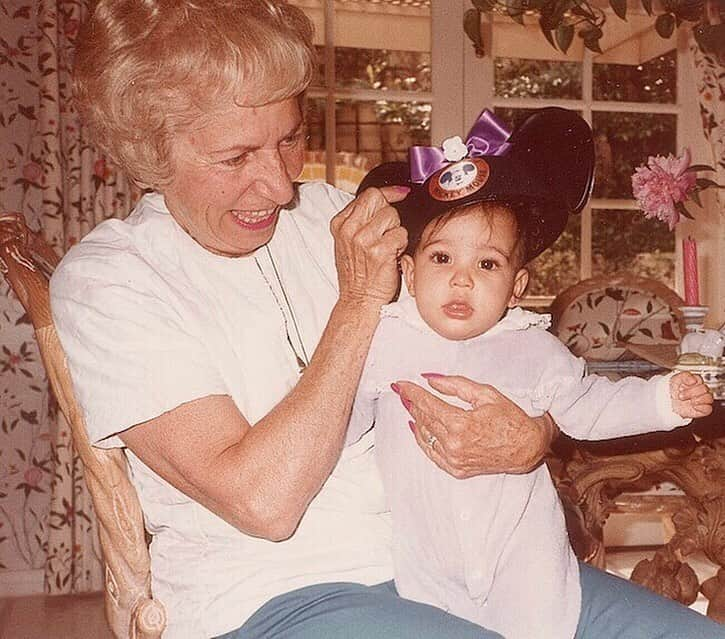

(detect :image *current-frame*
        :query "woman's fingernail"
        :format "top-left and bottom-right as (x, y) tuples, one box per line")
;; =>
(408, 420), (416, 433)
(391, 383), (401, 394)
(421, 372), (444, 379)
(394, 185), (411, 193)
(401, 396), (412, 411)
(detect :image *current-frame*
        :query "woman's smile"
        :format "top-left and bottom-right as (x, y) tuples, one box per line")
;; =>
(230, 209), (279, 230)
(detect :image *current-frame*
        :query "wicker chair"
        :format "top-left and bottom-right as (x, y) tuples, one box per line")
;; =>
(0, 213), (166, 639)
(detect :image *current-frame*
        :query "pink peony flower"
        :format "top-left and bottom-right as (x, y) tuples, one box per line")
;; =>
(631, 149), (697, 230)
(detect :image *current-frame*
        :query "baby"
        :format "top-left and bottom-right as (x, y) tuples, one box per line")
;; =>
(348, 107), (714, 639)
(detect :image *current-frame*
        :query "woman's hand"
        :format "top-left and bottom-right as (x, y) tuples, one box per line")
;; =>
(394, 374), (557, 478)
(330, 186), (409, 307)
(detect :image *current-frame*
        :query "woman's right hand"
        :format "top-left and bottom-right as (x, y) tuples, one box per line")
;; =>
(330, 186), (409, 307)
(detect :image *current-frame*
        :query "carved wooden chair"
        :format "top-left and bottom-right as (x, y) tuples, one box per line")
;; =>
(0, 213), (166, 638)
(548, 272), (725, 621)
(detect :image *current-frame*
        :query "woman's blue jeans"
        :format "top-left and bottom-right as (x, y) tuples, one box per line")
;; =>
(216, 562), (725, 638)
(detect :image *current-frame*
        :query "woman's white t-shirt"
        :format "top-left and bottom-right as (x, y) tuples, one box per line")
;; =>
(50, 182), (393, 638)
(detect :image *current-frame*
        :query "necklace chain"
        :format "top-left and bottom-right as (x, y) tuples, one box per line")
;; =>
(254, 245), (310, 373)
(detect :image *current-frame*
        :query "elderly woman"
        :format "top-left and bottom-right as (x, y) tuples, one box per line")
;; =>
(51, 2), (623, 639)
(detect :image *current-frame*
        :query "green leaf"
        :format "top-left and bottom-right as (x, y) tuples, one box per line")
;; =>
(689, 188), (703, 207)
(675, 201), (694, 219)
(655, 13), (675, 38)
(583, 35), (603, 53)
(555, 23), (575, 52)
(508, 8), (526, 24)
(609, 0), (627, 20)
(550, 0), (574, 26)
(598, 321), (611, 335)
(640, 0), (653, 15)
(463, 9), (485, 57)
(676, 1), (704, 23)
(686, 164), (716, 172)
(570, 4), (596, 20)
(696, 177), (725, 189)
(539, 18), (558, 49)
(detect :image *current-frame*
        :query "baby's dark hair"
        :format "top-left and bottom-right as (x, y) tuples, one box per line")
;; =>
(405, 199), (547, 267)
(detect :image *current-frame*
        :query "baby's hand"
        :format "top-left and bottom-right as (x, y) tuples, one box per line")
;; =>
(669, 371), (714, 418)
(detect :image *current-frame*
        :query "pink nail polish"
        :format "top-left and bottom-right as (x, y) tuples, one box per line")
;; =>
(391, 383), (401, 394)
(408, 421), (416, 433)
(421, 372), (444, 379)
(394, 185), (411, 193)
(401, 397), (412, 411)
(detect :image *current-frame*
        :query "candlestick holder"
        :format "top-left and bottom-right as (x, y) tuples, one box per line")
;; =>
(677, 305), (709, 334)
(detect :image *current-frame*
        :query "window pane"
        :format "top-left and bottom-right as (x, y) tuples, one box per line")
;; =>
(593, 51), (676, 103)
(495, 58), (582, 100)
(311, 45), (327, 89)
(492, 106), (545, 131)
(305, 97), (430, 168)
(526, 213), (581, 298)
(305, 97), (326, 151)
(592, 112), (676, 199)
(592, 209), (675, 287)
(335, 99), (431, 165)
(335, 47), (431, 92)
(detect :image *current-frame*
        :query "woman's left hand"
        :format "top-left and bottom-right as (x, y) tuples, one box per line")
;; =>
(394, 374), (557, 478)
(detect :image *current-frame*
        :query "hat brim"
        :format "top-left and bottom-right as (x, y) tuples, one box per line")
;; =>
(357, 107), (595, 262)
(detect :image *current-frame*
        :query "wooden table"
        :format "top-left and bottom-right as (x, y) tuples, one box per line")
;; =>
(548, 348), (725, 622)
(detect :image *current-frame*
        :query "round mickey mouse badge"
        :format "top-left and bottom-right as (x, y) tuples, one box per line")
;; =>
(428, 158), (490, 202)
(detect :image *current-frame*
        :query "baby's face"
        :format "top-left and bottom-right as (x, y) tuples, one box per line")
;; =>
(400, 207), (529, 341)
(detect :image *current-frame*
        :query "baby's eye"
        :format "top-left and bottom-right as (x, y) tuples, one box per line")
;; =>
(478, 259), (497, 270)
(430, 251), (450, 264)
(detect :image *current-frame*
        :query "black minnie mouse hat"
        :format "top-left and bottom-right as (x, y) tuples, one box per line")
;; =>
(357, 106), (595, 262)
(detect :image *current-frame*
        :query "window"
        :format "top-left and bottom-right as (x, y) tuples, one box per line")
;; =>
(292, 0), (433, 192)
(292, 3), (697, 304)
(468, 15), (692, 302)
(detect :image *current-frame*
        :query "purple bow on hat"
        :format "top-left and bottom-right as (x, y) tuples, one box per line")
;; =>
(408, 109), (512, 184)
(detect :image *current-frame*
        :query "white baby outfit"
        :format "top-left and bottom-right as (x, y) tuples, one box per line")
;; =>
(347, 295), (688, 639)
(50, 183), (394, 639)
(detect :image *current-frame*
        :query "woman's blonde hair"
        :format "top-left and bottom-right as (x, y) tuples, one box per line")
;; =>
(73, 0), (315, 189)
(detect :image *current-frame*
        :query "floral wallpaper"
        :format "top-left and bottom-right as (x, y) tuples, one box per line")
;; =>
(0, 0), (53, 578)
(691, 39), (725, 209)
(1, 0), (134, 593)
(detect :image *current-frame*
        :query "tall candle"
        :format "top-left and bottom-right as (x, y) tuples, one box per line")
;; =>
(682, 237), (699, 306)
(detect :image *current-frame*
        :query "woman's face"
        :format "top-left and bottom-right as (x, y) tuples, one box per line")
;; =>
(163, 97), (305, 256)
